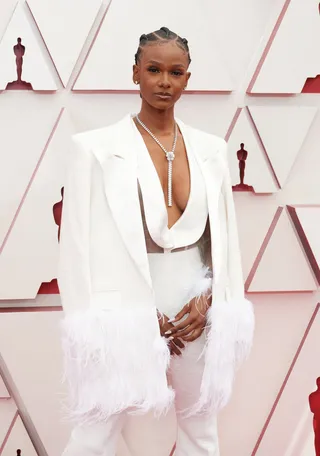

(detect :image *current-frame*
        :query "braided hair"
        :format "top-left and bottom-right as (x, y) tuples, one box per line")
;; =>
(134, 26), (191, 66)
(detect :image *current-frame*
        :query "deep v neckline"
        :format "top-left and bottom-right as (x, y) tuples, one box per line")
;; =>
(131, 115), (193, 232)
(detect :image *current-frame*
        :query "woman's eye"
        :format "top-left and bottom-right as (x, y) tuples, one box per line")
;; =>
(147, 67), (159, 73)
(172, 71), (183, 76)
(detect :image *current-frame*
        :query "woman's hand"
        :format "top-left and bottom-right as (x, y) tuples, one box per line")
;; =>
(164, 295), (211, 342)
(157, 311), (185, 356)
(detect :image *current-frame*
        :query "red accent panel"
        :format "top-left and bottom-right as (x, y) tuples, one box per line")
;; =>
(302, 75), (320, 93)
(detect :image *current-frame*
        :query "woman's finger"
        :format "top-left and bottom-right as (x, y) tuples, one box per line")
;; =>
(182, 328), (203, 342)
(168, 303), (190, 324)
(169, 340), (182, 356)
(174, 322), (199, 339)
(165, 314), (196, 335)
(173, 338), (185, 349)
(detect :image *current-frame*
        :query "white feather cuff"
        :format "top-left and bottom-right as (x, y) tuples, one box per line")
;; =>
(60, 307), (174, 425)
(183, 296), (254, 417)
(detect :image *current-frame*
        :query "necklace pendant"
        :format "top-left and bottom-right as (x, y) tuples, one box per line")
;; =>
(166, 151), (175, 162)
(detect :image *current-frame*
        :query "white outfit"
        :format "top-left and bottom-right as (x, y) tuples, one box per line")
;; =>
(59, 114), (254, 454)
(63, 119), (219, 455)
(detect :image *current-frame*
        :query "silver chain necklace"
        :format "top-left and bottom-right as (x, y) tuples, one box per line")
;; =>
(135, 114), (178, 207)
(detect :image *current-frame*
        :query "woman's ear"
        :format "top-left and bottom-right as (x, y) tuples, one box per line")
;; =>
(132, 64), (139, 85)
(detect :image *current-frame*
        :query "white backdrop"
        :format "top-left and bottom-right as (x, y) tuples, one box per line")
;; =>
(0, 0), (319, 455)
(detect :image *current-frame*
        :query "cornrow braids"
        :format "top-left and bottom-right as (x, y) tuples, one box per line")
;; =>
(134, 26), (191, 66)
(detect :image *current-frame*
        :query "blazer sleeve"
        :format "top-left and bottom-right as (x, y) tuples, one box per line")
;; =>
(183, 138), (255, 417)
(58, 135), (93, 313)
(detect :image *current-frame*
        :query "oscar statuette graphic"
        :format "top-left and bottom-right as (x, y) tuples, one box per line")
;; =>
(309, 378), (320, 456)
(37, 188), (64, 295)
(6, 37), (33, 90)
(232, 143), (254, 192)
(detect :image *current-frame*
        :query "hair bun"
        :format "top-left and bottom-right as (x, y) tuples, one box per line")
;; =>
(160, 26), (171, 36)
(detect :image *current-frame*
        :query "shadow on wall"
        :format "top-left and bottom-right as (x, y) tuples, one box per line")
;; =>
(6, 37), (33, 90)
(309, 377), (320, 456)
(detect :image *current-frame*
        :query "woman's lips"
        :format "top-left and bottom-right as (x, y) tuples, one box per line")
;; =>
(155, 93), (172, 100)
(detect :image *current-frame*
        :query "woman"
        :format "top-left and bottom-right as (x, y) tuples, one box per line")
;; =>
(59, 27), (254, 456)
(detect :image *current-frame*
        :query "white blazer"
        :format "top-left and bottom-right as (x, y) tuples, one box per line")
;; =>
(58, 113), (254, 424)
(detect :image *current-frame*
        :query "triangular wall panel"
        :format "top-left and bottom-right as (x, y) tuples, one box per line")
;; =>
(227, 108), (278, 193)
(0, 401), (17, 450)
(74, 0), (233, 91)
(0, 0), (17, 43)
(0, 99), (60, 253)
(255, 305), (320, 456)
(249, 106), (317, 187)
(249, 0), (320, 94)
(288, 205), (320, 285)
(0, 2), (57, 90)
(2, 415), (37, 456)
(27, 0), (103, 87)
(0, 109), (72, 300)
(248, 209), (318, 292)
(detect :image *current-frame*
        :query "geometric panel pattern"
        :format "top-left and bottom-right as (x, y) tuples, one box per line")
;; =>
(27, 0), (102, 87)
(0, 108), (71, 300)
(248, 0), (320, 94)
(247, 207), (318, 292)
(248, 106), (317, 187)
(253, 304), (320, 455)
(0, 400), (17, 453)
(73, 0), (234, 91)
(1, 415), (37, 456)
(217, 294), (318, 456)
(0, 0), (319, 455)
(288, 205), (320, 286)
(227, 108), (279, 193)
(0, 101), (61, 255)
(0, 311), (71, 455)
(234, 195), (278, 281)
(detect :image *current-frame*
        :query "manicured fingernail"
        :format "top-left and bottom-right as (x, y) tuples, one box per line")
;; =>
(164, 330), (172, 335)
(168, 336), (174, 340)
(168, 318), (175, 323)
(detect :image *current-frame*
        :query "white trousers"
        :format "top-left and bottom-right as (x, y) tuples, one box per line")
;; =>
(63, 248), (220, 456)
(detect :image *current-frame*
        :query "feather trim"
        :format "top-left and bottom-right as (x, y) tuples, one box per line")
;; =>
(60, 306), (174, 425)
(182, 297), (254, 417)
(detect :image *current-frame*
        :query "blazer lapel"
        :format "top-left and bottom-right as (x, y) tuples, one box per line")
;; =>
(92, 114), (153, 290)
(177, 119), (225, 286)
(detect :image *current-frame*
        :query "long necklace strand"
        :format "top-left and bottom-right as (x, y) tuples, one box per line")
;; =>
(136, 114), (178, 207)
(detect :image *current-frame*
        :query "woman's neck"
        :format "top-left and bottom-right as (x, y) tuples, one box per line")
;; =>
(137, 102), (175, 136)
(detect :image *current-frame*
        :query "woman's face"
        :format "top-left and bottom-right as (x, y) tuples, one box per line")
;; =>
(133, 41), (191, 110)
